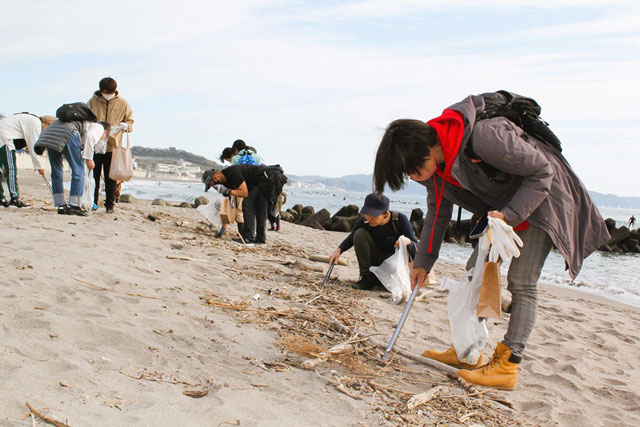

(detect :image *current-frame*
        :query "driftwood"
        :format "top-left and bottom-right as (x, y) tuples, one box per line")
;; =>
(25, 402), (70, 427)
(308, 255), (350, 266)
(302, 342), (356, 369)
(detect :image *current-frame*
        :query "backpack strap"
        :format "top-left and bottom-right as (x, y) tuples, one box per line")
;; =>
(390, 211), (400, 235)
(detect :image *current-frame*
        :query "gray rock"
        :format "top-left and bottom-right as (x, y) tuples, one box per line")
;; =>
(292, 204), (304, 216)
(179, 201), (192, 208)
(152, 198), (166, 206)
(280, 211), (295, 222)
(301, 209), (330, 230)
(334, 204), (360, 218)
(119, 193), (135, 203)
(193, 196), (209, 208)
(410, 208), (424, 222)
(302, 205), (315, 215)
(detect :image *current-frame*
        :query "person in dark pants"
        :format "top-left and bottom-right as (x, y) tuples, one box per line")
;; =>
(328, 193), (418, 290)
(202, 164), (268, 244)
(88, 77), (134, 213)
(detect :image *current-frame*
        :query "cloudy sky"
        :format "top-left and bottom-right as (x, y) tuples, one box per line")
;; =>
(1, 0), (639, 196)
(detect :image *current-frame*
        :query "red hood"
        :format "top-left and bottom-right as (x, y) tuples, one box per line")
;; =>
(427, 108), (464, 186)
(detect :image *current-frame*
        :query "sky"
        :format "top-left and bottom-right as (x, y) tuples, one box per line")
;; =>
(1, 0), (639, 196)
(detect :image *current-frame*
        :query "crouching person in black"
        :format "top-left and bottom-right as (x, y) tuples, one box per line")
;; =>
(329, 193), (418, 290)
(203, 164), (286, 244)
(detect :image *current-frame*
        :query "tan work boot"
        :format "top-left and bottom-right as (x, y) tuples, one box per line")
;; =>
(457, 342), (521, 390)
(422, 346), (486, 369)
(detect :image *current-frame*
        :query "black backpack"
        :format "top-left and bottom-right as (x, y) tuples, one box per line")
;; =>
(56, 102), (97, 123)
(465, 90), (562, 181)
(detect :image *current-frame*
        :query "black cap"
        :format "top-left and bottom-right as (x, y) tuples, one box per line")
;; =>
(360, 193), (389, 216)
(202, 169), (218, 192)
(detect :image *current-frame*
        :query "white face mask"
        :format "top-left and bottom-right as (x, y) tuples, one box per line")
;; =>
(102, 92), (115, 100)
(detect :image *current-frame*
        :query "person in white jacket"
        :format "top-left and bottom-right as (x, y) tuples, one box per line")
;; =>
(0, 113), (56, 207)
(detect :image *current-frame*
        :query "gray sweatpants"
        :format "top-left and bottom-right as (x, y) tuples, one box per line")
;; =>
(466, 225), (553, 356)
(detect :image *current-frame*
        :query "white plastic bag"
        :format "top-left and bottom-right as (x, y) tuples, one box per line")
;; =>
(196, 193), (223, 231)
(80, 168), (95, 211)
(370, 235), (412, 304)
(442, 232), (491, 365)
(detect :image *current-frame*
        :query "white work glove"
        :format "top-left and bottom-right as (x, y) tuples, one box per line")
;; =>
(119, 122), (128, 131)
(487, 217), (523, 263)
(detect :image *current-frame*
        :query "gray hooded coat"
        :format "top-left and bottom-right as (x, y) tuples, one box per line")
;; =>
(414, 95), (609, 279)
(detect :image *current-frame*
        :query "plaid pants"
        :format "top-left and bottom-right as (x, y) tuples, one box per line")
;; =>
(467, 225), (553, 355)
(0, 145), (19, 200)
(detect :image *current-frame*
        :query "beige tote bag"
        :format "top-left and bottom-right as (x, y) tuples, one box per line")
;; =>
(109, 132), (134, 182)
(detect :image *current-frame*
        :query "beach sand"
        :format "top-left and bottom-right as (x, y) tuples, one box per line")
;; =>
(1, 171), (639, 427)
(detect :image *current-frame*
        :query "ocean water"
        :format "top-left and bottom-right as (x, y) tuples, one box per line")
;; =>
(122, 179), (640, 308)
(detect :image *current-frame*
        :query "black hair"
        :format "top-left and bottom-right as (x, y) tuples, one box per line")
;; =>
(232, 139), (246, 151)
(220, 147), (234, 163)
(373, 119), (438, 192)
(99, 77), (117, 93)
(98, 121), (111, 132)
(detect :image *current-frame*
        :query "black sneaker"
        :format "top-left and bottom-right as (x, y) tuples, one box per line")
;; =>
(68, 206), (88, 217)
(0, 199), (9, 207)
(215, 227), (226, 238)
(351, 273), (384, 290)
(9, 198), (28, 208)
(57, 205), (70, 215)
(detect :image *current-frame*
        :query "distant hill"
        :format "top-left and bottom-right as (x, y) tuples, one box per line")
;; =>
(131, 146), (221, 169)
(288, 173), (640, 208)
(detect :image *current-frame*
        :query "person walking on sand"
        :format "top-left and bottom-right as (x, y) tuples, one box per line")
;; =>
(88, 76), (134, 214)
(629, 215), (636, 230)
(328, 193), (418, 290)
(35, 117), (109, 216)
(0, 113), (56, 207)
(373, 93), (609, 390)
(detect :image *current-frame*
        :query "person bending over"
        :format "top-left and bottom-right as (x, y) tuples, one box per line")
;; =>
(203, 164), (268, 244)
(373, 93), (609, 389)
(329, 193), (418, 290)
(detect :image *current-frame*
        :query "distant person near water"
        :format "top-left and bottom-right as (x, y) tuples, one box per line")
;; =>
(328, 193), (418, 290)
(629, 215), (636, 230)
(373, 92), (610, 390)
(88, 77), (134, 213)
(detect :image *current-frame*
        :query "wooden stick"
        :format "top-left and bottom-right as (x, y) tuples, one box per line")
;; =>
(166, 255), (207, 262)
(25, 402), (70, 427)
(308, 255), (350, 266)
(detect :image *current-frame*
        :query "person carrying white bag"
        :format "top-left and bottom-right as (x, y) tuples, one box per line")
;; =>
(328, 193), (419, 291)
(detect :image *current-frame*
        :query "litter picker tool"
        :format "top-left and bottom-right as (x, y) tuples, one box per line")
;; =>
(382, 283), (420, 361)
(321, 261), (335, 287)
(40, 174), (53, 194)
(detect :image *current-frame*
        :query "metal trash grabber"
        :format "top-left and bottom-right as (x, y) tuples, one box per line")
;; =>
(321, 261), (335, 287)
(382, 284), (420, 361)
(40, 174), (53, 195)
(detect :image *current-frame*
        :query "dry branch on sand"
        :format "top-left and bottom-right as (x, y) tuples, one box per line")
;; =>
(200, 277), (525, 427)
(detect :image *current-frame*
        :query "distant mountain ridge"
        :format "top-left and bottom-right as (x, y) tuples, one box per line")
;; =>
(288, 174), (640, 208)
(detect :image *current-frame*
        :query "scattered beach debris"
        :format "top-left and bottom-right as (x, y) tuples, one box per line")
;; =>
(308, 254), (350, 266)
(25, 402), (70, 427)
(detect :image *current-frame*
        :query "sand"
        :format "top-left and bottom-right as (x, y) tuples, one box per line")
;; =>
(1, 171), (639, 427)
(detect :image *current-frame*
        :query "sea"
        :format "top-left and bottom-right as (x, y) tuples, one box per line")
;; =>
(122, 179), (640, 308)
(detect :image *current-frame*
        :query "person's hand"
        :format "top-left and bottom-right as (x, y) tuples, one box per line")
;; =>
(328, 248), (341, 265)
(86, 160), (95, 170)
(410, 267), (429, 290)
(394, 237), (412, 248)
(38, 168), (45, 176)
(488, 210), (504, 220)
(222, 188), (232, 197)
(119, 122), (128, 132)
